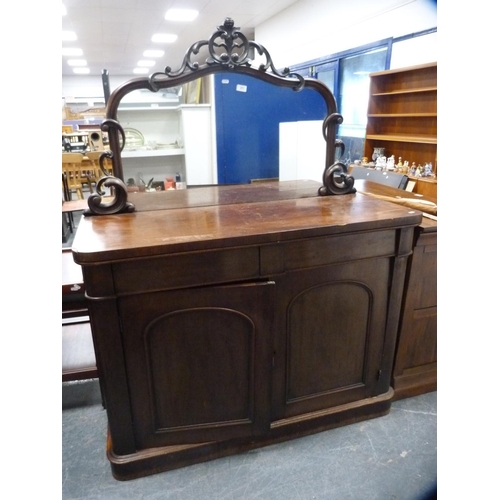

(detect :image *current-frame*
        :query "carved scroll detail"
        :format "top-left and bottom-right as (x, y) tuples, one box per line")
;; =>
(319, 162), (356, 196)
(85, 176), (135, 216)
(319, 113), (356, 196)
(150, 18), (305, 90)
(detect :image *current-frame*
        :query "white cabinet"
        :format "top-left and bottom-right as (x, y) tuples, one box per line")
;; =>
(180, 105), (216, 185)
(117, 104), (213, 186)
(279, 120), (326, 184)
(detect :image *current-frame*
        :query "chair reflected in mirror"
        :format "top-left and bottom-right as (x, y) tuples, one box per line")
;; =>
(62, 152), (85, 200)
(86, 151), (114, 178)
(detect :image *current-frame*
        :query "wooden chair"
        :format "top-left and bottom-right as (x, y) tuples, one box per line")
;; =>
(86, 151), (113, 178)
(62, 153), (85, 200)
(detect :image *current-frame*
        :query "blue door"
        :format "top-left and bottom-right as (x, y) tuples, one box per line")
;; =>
(214, 73), (327, 184)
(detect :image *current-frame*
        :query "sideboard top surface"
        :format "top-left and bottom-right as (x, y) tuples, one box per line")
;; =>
(72, 180), (422, 265)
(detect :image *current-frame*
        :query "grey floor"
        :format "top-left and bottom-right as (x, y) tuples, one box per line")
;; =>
(62, 381), (437, 500)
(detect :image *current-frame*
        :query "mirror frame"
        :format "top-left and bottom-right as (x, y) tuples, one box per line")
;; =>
(85, 18), (355, 216)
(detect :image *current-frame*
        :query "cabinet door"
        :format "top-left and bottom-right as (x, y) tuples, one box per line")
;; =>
(117, 281), (275, 448)
(272, 257), (392, 419)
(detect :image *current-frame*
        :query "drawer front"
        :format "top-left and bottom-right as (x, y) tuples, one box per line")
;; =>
(112, 246), (260, 294)
(283, 230), (396, 271)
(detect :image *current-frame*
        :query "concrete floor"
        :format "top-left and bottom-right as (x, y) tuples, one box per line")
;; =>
(62, 380), (437, 499)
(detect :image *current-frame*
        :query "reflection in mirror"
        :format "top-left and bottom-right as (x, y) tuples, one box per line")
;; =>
(117, 88), (188, 190)
(214, 72), (328, 185)
(87, 18), (355, 216)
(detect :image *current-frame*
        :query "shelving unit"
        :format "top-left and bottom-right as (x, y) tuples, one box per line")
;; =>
(363, 62), (437, 198)
(117, 104), (213, 186)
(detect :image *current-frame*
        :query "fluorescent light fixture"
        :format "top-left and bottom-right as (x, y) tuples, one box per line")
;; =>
(62, 48), (83, 56)
(73, 68), (90, 74)
(133, 68), (149, 74)
(164, 8), (198, 21)
(137, 60), (156, 67)
(62, 3), (66, 16)
(143, 50), (164, 58)
(68, 59), (87, 66)
(152, 33), (178, 43)
(62, 31), (77, 41)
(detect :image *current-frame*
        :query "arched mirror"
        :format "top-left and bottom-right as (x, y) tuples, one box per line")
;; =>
(86, 18), (355, 216)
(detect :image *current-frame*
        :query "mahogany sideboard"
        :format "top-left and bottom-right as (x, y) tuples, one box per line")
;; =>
(72, 180), (422, 480)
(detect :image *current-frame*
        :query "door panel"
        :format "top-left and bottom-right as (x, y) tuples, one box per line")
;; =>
(272, 258), (391, 419)
(117, 281), (275, 448)
(287, 281), (370, 401)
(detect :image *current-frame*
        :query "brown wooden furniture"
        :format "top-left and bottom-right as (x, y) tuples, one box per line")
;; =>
(363, 62), (437, 198)
(72, 180), (422, 479)
(69, 19), (432, 480)
(354, 180), (437, 400)
(62, 153), (85, 200)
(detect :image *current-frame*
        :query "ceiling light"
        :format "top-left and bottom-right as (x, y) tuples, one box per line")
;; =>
(62, 3), (66, 16)
(137, 60), (156, 67)
(152, 34), (178, 43)
(164, 8), (198, 22)
(133, 68), (149, 74)
(73, 68), (90, 74)
(62, 31), (77, 41)
(62, 48), (83, 56)
(68, 59), (87, 66)
(143, 50), (164, 58)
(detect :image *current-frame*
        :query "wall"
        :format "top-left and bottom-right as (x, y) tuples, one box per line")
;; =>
(255, 0), (437, 69)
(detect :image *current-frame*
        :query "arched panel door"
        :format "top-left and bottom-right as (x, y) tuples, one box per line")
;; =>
(117, 280), (275, 448)
(272, 256), (392, 419)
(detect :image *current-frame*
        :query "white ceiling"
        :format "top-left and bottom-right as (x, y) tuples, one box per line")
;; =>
(62, 0), (299, 77)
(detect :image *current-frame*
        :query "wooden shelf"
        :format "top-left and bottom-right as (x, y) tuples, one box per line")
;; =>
(364, 62), (437, 198)
(372, 86), (437, 96)
(366, 134), (437, 144)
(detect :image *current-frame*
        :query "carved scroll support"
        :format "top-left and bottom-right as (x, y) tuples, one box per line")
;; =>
(319, 113), (356, 196)
(84, 176), (135, 216)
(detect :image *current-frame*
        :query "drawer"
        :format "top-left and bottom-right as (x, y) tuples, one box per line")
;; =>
(112, 246), (260, 294)
(283, 229), (397, 271)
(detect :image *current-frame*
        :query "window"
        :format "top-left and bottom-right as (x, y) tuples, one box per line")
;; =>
(290, 39), (392, 162)
(337, 47), (388, 162)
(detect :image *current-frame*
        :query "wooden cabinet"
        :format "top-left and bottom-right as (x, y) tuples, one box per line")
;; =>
(72, 180), (421, 480)
(363, 62), (437, 198)
(392, 218), (437, 399)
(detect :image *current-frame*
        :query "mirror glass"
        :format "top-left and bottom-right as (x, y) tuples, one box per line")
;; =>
(114, 72), (332, 191)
